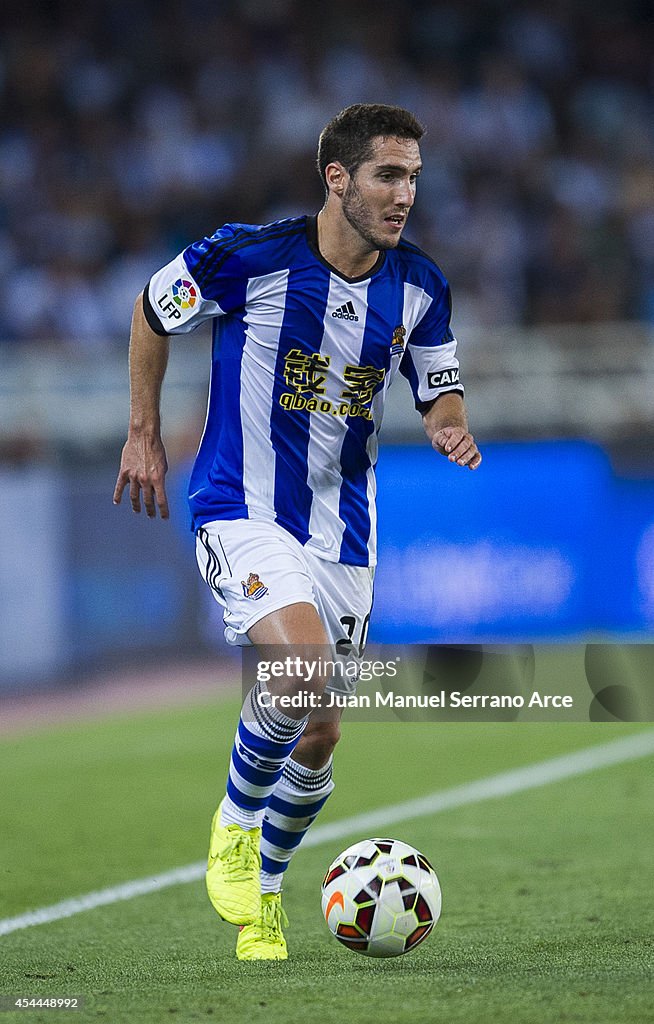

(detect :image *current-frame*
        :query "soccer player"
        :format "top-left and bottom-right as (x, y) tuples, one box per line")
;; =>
(114, 103), (481, 960)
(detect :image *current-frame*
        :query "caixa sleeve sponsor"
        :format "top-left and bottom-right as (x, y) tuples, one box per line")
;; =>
(427, 368), (460, 388)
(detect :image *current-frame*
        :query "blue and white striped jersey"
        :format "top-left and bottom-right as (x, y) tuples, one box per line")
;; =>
(144, 216), (463, 567)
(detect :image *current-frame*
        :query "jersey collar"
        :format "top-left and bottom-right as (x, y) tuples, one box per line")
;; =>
(305, 215), (386, 283)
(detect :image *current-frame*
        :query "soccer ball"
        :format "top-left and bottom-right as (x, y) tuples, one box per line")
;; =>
(321, 837), (442, 957)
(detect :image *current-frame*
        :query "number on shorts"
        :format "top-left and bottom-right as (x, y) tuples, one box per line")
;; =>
(336, 613), (370, 658)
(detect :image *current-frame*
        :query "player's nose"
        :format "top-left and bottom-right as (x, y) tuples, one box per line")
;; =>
(394, 179), (415, 207)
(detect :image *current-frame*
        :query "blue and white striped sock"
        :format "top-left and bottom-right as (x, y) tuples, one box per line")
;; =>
(260, 756), (335, 893)
(220, 681), (308, 830)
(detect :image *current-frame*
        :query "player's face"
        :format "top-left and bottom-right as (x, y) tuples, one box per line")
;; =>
(341, 136), (421, 250)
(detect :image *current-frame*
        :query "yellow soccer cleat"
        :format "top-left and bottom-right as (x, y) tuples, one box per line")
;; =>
(236, 893), (289, 961)
(206, 804), (262, 925)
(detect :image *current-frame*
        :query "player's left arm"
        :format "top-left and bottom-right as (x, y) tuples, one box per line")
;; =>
(421, 392), (482, 470)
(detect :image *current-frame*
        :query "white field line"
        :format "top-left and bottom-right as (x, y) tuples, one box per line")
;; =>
(2, 730), (654, 938)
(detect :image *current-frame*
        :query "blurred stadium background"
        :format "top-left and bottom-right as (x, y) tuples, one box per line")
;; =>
(1, 0), (653, 695)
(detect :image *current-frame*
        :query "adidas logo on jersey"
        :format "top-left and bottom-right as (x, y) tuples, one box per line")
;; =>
(331, 301), (359, 322)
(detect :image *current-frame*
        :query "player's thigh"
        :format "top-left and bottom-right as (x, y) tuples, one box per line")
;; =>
(195, 519), (323, 646)
(248, 601), (328, 646)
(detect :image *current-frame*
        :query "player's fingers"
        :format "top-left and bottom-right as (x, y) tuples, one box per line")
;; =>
(453, 444), (479, 467)
(141, 480), (157, 518)
(129, 476), (141, 513)
(113, 472), (128, 505)
(154, 480), (170, 520)
(445, 433), (474, 461)
(443, 430), (466, 453)
(468, 451), (482, 470)
(432, 427), (461, 453)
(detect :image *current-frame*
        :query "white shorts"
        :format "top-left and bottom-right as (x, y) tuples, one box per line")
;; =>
(195, 518), (374, 667)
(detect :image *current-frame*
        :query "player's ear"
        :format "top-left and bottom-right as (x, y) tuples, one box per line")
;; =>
(324, 161), (348, 197)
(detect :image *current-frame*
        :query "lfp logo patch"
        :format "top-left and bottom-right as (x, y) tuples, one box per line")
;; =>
(172, 279), (197, 309)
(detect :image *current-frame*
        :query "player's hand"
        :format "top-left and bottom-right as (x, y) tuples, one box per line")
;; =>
(431, 426), (482, 470)
(113, 432), (170, 518)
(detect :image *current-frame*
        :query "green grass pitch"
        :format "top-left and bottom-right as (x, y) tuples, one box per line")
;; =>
(1, 684), (652, 1024)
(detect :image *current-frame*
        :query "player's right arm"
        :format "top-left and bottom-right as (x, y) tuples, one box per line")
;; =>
(113, 224), (249, 517)
(113, 292), (170, 519)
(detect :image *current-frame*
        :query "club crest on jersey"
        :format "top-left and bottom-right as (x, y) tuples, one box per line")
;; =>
(172, 279), (197, 309)
(241, 573), (268, 600)
(391, 325), (406, 356)
(428, 367), (460, 388)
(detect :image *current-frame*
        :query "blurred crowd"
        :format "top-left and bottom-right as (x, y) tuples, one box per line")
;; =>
(1, 0), (653, 345)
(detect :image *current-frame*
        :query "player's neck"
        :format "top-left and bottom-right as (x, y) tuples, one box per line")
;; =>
(316, 207), (380, 279)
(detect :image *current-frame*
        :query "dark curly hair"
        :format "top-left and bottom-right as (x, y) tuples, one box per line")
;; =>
(317, 103), (424, 190)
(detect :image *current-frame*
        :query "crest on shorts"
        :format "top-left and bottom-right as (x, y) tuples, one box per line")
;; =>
(241, 572), (268, 600)
(391, 325), (406, 356)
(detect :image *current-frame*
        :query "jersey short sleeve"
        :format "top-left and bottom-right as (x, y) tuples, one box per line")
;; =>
(143, 225), (248, 335)
(399, 278), (464, 408)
